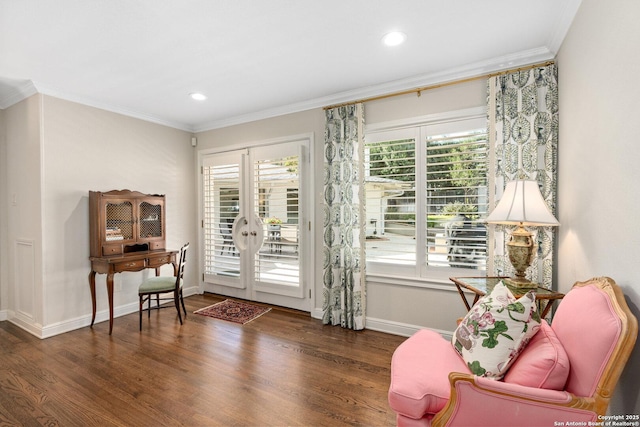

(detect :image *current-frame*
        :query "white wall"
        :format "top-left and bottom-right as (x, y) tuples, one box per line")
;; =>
(2, 94), (198, 337)
(557, 0), (640, 415)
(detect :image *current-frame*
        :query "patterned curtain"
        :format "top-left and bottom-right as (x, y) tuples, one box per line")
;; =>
(488, 64), (558, 289)
(322, 104), (366, 330)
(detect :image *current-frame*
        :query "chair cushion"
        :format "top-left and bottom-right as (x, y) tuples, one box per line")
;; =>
(503, 320), (570, 390)
(139, 276), (179, 293)
(389, 329), (471, 419)
(452, 281), (541, 379)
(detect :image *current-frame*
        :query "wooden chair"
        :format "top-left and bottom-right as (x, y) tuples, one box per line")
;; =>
(138, 243), (189, 331)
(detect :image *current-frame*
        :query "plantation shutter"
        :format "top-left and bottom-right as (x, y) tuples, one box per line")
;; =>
(203, 154), (241, 280)
(364, 112), (488, 279)
(425, 129), (488, 269)
(253, 155), (300, 286)
(364, 128), (417, 266)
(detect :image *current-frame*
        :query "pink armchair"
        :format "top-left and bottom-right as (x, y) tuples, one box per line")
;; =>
(388, 277), (638, 426)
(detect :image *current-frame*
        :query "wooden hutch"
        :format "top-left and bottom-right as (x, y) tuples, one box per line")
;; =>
(88, 189), (177, 334)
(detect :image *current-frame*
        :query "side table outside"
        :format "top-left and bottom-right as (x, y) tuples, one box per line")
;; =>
(450, 276), (564, 318)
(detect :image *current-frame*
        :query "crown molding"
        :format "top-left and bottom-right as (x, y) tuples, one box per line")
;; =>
(1, 47), (556, 133)
(33, 83), (194, 132)
(0, 78), (194, 131)
(546, 0), (583, 54)
(193, 47), (555, 132)
(0, 79), (38, 109)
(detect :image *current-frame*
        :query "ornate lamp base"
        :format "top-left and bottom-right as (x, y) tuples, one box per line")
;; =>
(503, 277), (538, 290)
(506, 224), (537, 289)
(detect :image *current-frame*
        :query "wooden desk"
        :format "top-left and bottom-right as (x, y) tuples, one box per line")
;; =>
(89, 249), (177, 334)
(450, 276), (564, 318)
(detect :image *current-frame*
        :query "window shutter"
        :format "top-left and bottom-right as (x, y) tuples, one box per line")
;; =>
(365, 139), (416, 265)
(425, 130), (488, 269)
(203, 162), (240, 278)
(364, 111), (488, 278)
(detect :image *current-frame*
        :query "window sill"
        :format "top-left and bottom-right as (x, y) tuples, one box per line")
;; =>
(365, 272), (458, 292)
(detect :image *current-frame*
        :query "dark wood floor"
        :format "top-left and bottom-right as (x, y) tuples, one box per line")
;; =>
(0, 294), (407, 426)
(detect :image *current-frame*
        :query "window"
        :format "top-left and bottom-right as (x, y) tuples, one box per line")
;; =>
(366, 138), (416, 265)
(364, 108), (488, 280)
(425, 129), (488, 269)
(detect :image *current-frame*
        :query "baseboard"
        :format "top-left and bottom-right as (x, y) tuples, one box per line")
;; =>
(8, 311), (43, 338)
(4, 285), (202, 339)
(311, 307), (454, 339)
(365, 316), (454, 340)
(0, 309), (7, 321)
(311, 307), (323, 320)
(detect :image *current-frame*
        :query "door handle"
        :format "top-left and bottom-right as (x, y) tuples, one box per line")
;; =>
(242, 231), (249, 236)
(250, 231), (257, 236)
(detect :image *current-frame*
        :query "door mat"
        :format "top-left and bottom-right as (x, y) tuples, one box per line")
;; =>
(194, 299), (271, 325)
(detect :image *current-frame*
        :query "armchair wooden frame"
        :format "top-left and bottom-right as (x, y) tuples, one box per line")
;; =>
(430, 277), (638, 427)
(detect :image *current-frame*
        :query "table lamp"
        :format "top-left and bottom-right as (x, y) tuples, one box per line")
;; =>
(485, 180), (559, 289)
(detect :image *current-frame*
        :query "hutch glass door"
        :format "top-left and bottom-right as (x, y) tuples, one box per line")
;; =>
(105, 200), (134, 243)
(139, 201), (163, 240)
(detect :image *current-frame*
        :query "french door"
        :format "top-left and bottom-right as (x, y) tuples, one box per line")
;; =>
(200, 138), (310, 312)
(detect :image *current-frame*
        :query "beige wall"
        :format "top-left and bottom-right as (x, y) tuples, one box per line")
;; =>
(557, 0), (640, 415)
(2, 95), (197, 337)
(0, 106), (7, 316)
(3, 95), (44, 332)
(197, 109), (325, 150)
(365, 78), (486, 123)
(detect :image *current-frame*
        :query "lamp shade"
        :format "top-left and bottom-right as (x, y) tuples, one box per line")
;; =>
(486, 180), (559, 226)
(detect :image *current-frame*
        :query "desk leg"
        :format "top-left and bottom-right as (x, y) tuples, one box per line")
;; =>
(106, 273), (114, 335)
(89, 271), (97, 327)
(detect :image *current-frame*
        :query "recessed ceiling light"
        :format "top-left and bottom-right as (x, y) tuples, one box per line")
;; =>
(382, 31), (406, 47)
(190, 92), (207, 101)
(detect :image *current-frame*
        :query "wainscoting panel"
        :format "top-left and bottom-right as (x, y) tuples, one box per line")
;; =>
(14, 239), (35, 320)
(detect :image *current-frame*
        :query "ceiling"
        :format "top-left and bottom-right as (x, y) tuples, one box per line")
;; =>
(0, 0), (582, 132)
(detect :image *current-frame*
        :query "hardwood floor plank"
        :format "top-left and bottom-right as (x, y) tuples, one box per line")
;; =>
(0, 294), (407, 426)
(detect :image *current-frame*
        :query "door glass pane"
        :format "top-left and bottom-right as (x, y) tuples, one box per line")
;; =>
(254, 155), (300, 286)
(204, 162), (241, 278)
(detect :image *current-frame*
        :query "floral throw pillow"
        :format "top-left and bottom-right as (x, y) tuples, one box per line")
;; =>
(452, 281), (541, 379)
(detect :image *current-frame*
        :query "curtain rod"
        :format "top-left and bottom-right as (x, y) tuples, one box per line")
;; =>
(323, 60), (555, 110)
